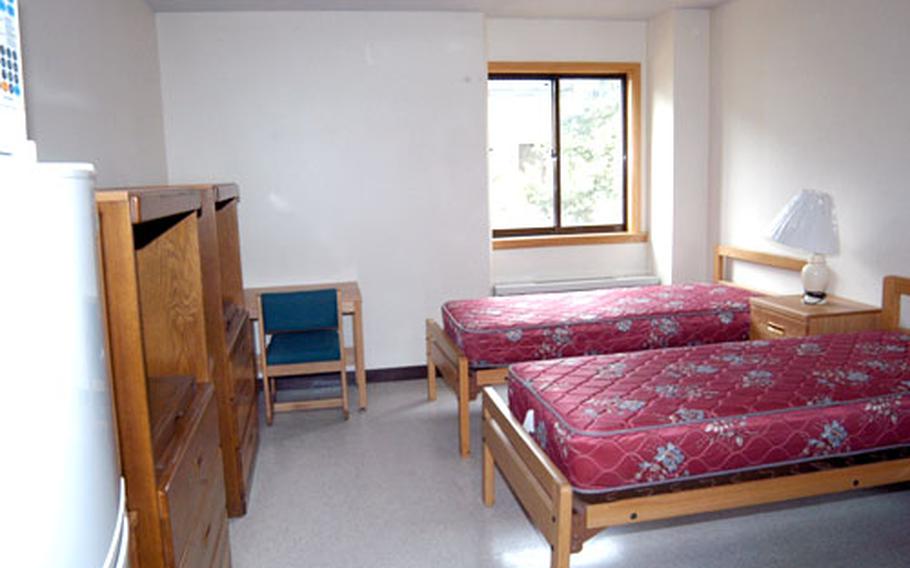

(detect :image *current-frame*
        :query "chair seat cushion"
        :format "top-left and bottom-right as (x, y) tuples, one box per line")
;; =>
(267, 330), (341, 365)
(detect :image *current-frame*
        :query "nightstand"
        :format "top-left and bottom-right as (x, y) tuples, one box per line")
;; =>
(749, 295), (882, 340)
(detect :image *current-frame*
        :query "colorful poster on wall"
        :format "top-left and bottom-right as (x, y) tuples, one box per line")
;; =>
(0, 0), (25, 156)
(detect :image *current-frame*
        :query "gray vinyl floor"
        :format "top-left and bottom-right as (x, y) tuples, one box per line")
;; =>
(229, 380), (910, 568)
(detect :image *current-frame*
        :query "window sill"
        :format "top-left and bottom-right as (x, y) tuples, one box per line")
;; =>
(492, 232), (649, 251)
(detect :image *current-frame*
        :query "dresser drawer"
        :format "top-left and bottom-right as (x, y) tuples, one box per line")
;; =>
(230, 323), (256, 436)
(208, 511), (231, 568)
(176, 486), (227, 568)
(233, 378), (255, 444)
(750, 308), (807, 339)
(159, 393), (224, 566)
(238, 398), (259, 487)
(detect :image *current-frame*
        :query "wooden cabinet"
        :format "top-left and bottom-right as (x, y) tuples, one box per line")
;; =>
(96, 188), (231, 568)
(107, 183), (260, 517)
(191, 183), (259, 517)
(749, 295), (881, 340)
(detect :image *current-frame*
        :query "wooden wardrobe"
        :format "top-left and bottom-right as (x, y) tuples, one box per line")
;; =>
(96, 184), (258, 568)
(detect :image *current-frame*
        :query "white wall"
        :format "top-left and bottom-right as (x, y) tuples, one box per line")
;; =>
(486, 18), (652, 284)
(486, 18), (647, 62)
(647, 11), (675, 284)
(20, 0), (167, 185)
(157, 12), (490, 368)
(647, 9), (711, 284)
(710, 0), (910, 304)
(493, 242), (653, 282)
(671, 10), (710, 282)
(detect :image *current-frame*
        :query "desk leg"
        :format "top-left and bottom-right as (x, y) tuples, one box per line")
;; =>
(353, 300), (367, 410)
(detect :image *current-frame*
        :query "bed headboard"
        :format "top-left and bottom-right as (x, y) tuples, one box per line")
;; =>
(713, 245), (806, 287)
(882, 276), (910, 332)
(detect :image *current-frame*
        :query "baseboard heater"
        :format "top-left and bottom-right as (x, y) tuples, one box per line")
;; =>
(492, 275), (660, 296)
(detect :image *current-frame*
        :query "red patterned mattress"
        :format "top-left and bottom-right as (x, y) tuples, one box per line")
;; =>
(443, 283), (757, 368)
(508, 331), (910, 494)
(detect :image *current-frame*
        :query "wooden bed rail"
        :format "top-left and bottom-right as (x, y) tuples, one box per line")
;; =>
(426, 319), (471, 456)
(482, 275), (910, 567)
(482, 384), (910, 568)
(425, 319), (462, 402)
(579, 457), (910, 529)
(713, 245), (806, 286)
(427, 319), (509, 457)
(482, 387), (573, 568)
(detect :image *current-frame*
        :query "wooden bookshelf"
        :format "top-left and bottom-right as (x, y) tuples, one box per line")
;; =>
(96, 188), (231, 568)
(132, 183), (260, 517)
(198, 183), (259, 517)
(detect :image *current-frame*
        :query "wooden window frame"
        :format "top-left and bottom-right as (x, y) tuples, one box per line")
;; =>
(488, 62), (644, 250)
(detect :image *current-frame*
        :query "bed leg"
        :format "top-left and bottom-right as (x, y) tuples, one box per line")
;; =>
(482, 426), (495, 506)
(427, 361), (437, 401)
(550, 544), (570, 568)
(458, 360), (470, 458)
(427, 352), (437, 402)
(550, 486), (573, 568)
(426, 321), (438, 401)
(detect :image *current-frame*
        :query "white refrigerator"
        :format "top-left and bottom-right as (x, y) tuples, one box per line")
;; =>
(0, 1), (129, 566)
(0, 161), (131, 568)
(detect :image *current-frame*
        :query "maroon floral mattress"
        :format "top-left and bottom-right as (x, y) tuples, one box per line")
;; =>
(443, 283), (757, 368)
(508, 331), (910, 494)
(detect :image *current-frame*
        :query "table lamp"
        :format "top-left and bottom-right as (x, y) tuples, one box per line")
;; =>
(767, 189), (839, 305)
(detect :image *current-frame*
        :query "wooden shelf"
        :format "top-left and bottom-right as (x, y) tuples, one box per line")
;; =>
(155, 384), (214, 490)
(148, 376), (197, 469)
(136, 184), (259, 518)
(208, 186), (259, 517)
(95, 188), (232, 568)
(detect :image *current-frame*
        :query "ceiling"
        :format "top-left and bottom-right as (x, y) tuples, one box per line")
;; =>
(146, 0), (729, 20)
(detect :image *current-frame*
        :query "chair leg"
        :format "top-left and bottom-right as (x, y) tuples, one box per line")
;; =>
(263, 371), (274, 426)
(340, 368), (350, 420)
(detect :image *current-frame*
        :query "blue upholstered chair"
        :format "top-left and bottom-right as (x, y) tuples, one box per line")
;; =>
(255, 288), (349, 424)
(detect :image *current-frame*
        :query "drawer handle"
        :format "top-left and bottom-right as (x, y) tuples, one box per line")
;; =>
(765, 322), (786, 336)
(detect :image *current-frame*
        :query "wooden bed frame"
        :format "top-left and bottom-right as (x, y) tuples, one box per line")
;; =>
(427, 245), (806, 457)
(481, 275), (910, 568)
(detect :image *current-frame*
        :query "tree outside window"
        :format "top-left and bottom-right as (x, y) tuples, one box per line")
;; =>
(488, 73), (628, 237)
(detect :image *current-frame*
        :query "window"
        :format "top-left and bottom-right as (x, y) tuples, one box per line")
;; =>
(487, 63), (642, 246)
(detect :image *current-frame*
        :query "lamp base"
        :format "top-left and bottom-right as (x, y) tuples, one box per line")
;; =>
(802, 291), (828, 305)
(801, 254), (830, 305)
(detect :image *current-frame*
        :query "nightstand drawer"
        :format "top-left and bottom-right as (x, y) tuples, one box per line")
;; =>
(750, 309), (807, 339)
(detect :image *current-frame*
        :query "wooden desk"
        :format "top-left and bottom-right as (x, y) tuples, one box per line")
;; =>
(245, 281), (367, 410)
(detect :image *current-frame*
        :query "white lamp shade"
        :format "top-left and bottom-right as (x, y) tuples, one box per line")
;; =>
(767, 189), (839, 254)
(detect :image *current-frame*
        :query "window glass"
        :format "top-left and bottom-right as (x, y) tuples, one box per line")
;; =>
(487, 79), (554, 231)
(487, 73), (629, 237)
(559, 78), (625, 227)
